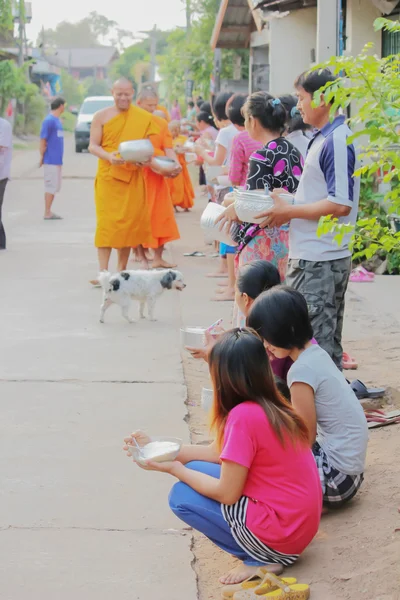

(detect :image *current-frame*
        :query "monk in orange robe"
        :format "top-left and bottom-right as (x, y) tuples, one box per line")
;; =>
(168, 121), (195, 212)
(157, 104), (170, 122)
(89, 78), (156, 282)
(136, 87), (181, 269)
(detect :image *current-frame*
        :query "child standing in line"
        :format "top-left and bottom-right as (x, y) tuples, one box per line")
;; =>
(248, 286), (368, 506)
(124, 329), (322, 587)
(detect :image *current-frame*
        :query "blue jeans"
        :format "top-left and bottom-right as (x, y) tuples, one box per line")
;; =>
(168, 461), (264, 566)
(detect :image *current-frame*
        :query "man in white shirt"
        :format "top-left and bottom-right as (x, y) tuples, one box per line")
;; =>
(257, 69), (359, 369)
(0, 117), (12, 250)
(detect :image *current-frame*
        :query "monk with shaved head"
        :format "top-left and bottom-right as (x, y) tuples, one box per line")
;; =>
(88, 78), (156, 283)
(136, 85), (181, 269)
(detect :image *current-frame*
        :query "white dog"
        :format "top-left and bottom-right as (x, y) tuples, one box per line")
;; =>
(98, 269), (186, 323)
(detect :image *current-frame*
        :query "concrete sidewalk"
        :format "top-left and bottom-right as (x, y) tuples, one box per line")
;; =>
(0, 140), (197, 599)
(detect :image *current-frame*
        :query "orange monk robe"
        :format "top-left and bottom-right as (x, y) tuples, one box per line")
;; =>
(143, 115), (180, 248)
(157, 105), (170, 122)
(168, 135), (195, 209)
(94, 105), (157, 249)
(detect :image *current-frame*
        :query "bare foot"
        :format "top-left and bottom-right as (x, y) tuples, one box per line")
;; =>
(89, 279), (101, 288)
(152, 260), (177, 269)
(217, 281), (229, 287)
(212, 289), (235, 301)
(139, 260), (150, 270)
(219, 563), (283, 585)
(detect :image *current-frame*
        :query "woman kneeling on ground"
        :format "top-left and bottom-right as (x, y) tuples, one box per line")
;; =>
(124, 329), (322, 586)
(248, 286), (368, 507)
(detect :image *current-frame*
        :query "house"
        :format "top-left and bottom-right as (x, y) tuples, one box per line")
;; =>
(211, 0), (400, 95)
(54, 47), (119, 81)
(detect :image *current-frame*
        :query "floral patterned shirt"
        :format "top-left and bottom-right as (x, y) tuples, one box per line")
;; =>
(236, 137), (304, 251)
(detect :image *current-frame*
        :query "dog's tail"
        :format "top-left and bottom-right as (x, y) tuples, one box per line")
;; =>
(98, 271), (112, 292)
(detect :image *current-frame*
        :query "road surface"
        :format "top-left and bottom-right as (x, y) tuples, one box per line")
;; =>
(0, 137), (198, 600)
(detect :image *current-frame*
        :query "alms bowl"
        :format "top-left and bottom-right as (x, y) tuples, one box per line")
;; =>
(152, 156), (178, 174)
(118, 139), (154, 163)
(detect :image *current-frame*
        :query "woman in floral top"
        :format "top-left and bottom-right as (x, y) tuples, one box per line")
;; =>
(219, 92), (304, 326)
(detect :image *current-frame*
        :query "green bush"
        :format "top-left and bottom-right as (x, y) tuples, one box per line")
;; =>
(24, 85), (47, 135)
(61, 110), (76, 133)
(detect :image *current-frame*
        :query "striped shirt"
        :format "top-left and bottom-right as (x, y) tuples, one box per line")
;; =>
(289, 115), (360, 261)
(229, 130), (262, 187)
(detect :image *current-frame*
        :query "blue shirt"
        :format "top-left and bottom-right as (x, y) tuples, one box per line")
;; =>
(289, 115), (360, 261)
(40, 114), (64, 165)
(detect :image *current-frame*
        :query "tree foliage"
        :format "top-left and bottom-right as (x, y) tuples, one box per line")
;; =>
(38, 11), (133, 51)
(158, 0), (249, 101)
(316, 17), (400, 263)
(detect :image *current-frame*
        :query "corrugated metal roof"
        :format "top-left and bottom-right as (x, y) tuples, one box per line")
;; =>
(253, 0), (316, 10)
(211, 0), (258, 49)
(55, 47), (119, 69)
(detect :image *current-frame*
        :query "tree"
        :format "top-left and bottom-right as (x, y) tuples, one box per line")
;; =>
(60, 70), (85, 106)
(0, 0), (12, 37)
(316, 18), (400, 268)
(38, 12), (132, 50)
(0, 60), (26, 115)
(83, 77), (110, 96)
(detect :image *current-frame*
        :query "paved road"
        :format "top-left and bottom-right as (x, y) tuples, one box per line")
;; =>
(0, 137), (197, 599)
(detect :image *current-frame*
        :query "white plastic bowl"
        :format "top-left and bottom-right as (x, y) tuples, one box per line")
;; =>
(118, 139), (154, 163)
(200, 203), (238, 246)
(205, 165), (223, 182)
(234, 192), (274, 224)
(217, 175), (231, 186)
(201, 388), (213, 413)
(180, 326), (206, 348)
(128, 436), (182, 466)
(185, 152), (197, 163)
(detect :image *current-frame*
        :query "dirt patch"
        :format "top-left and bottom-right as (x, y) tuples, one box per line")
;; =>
(174, 194), (400, 600)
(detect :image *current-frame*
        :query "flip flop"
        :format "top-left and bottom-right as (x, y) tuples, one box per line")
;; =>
(342, 351), (358, 370)
(350, 379), (386, 399)
(234, 573), (309, 600)
(365, 409), (400, 429)
(221, 569), (291, 600)
(349, 266), (374, 282)
(44, 214), (63, 220)
(183, 251), (206, 257)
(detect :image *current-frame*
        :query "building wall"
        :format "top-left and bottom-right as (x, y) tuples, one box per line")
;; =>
(269, 7), (317, 96)
(346, 0), (382, 57)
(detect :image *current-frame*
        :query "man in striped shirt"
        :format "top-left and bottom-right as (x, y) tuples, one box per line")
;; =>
(258, 69), (359, 369)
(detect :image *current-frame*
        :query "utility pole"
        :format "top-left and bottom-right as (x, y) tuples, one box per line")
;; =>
(184, 0), (192, 100)
(17, 0), (25, 67)
(150, 25), (157, 82)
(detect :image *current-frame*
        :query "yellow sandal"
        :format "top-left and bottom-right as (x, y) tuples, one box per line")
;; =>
(233, 573), (309, 600)
(223, 572), (296, 600)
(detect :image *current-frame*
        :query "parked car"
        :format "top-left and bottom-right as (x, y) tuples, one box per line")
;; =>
(74, 96), (114, 153)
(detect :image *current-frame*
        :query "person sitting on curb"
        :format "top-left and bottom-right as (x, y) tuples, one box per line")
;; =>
(248, 286), (368, 507)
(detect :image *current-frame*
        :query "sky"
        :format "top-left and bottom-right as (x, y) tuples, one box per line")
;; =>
(26, 0), (187, 45)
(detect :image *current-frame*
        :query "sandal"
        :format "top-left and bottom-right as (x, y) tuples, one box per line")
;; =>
(234, 573), (310, 600)
(365, 409), (400, 429)
(221, 570), (295, 600)
(349, 266), (374, 283)
(342, 351), (358, 370)
(350, 379), (385, 399)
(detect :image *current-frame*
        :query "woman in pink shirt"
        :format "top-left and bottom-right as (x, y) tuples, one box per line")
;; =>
(125, 330), (322, 589)
(227, 94), (262, 188)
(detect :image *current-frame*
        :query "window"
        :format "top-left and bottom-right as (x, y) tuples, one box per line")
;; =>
(382, 13), (400, 57)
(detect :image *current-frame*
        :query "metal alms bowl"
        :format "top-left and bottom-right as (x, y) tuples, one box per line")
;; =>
(152, 156), (178, 174)
(118, 139), (154, 163)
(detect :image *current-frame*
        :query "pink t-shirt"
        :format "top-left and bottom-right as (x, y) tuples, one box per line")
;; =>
(229, 130), (262, 187)
(220, 402), (322, 555)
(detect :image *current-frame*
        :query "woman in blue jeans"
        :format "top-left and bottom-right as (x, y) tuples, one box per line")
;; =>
(124, 330), (321, 589)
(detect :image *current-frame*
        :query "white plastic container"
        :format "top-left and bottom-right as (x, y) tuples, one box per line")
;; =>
(201, 388), (213, 413)
(200, 202), (238, 246)
(185, 152), (197, 163)
(234, 190), (293, 224)
(128, 436), (182, 466)
(180, 326), (207, 348)
(205, 165), (223, 182)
